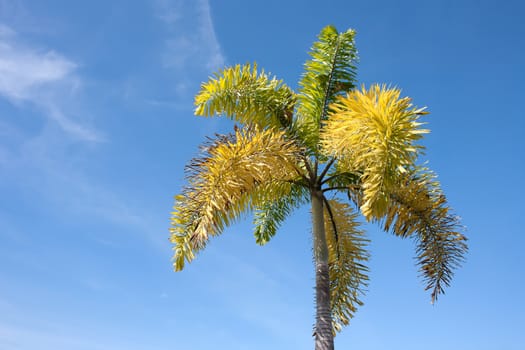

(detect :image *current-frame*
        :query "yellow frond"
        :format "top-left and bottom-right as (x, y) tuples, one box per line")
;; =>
(324, 199), (369, 333)
(379, 168), (467, 302)
(194, 63), (295, 129)
(322, 84), (429, 219)
(170, 127), (302, 271)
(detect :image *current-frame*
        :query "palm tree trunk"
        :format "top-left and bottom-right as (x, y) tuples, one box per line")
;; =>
(311, 189), (334, 350)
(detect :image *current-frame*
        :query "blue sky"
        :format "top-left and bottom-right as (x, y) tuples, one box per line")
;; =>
(0, 0), (524, 349)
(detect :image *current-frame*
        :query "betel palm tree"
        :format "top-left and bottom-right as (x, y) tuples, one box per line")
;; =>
(170, 25), (467, 350)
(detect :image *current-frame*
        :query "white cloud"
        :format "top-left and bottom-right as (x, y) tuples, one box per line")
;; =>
(0, 24), (101, 142)
(157, 0), (225, 72)
(0, 46), (75, 101)
(43, 104), (102, 143)
(196, 0), (225, 70)
(153, 0), (227, 135)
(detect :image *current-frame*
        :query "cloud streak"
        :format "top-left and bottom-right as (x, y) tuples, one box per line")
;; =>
(0, 28), (75, 101)
(154, 0), (227, 135)
(157, 0), (225, 76)
(0, 24), (101, 142)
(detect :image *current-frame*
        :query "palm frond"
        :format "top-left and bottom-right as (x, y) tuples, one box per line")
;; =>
(322, 167), (362, 190)
(324, 199), (369, 333)
(170, 127), (302, 271)
(322, 84), (429, 219)
(253, 183), (309, 245)
(379, 168), (467, 303)
(296, 25), (358, 152)
(194, 63), (296, 129)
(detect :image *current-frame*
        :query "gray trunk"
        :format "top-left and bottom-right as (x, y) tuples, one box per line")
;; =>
(311, 189), (334, 350)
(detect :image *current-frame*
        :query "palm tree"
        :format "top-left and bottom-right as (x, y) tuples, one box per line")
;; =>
(170, 25), (467, 350)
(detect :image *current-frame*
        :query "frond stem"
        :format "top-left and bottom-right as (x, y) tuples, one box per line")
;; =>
(320, 35), (342, 124)
(322, 185), (360, 193)
(292, 164), (311, 184)
(318, 157), (336, 183)
(303, 155), (315, 181)
(321, 170), (362, 186)
(314, 34), (343, 157)
(322, 195), (340, 259)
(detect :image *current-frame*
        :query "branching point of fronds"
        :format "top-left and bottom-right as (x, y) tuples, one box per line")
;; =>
(194, 63), (296, 129)
(170, 127), (302, 271)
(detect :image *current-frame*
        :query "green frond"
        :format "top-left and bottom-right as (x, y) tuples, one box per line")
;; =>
(296, 25), (358, 153)
(253, 184), (309, 245)
(323, 167), (362, 190)
(379, 168), (467, 303)
(195, 63), (296, 129)
(170, 127), (302, 271)
(322, 84), (429, 219)
(324, 199), (369, 333)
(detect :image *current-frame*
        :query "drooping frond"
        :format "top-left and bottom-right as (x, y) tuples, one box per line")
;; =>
(379, 168), (467, 303)
(170, 127), (302, 271)
(324, 199), (369, 333)
(195, 63), (296, 129)
(322, 84), (429, 219)
(296, 25), (358, 152)
(253, 183), (309, 245)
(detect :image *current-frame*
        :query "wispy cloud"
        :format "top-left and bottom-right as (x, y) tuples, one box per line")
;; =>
(0, 122), (167, 257)
(195, 0), (225, 70)
(156, 0), (225, 76)
(153, 0), (227, 135)
(0, 24), (101, 142)
(0, 25), (75, 101)
(0, 21), (165, 253)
